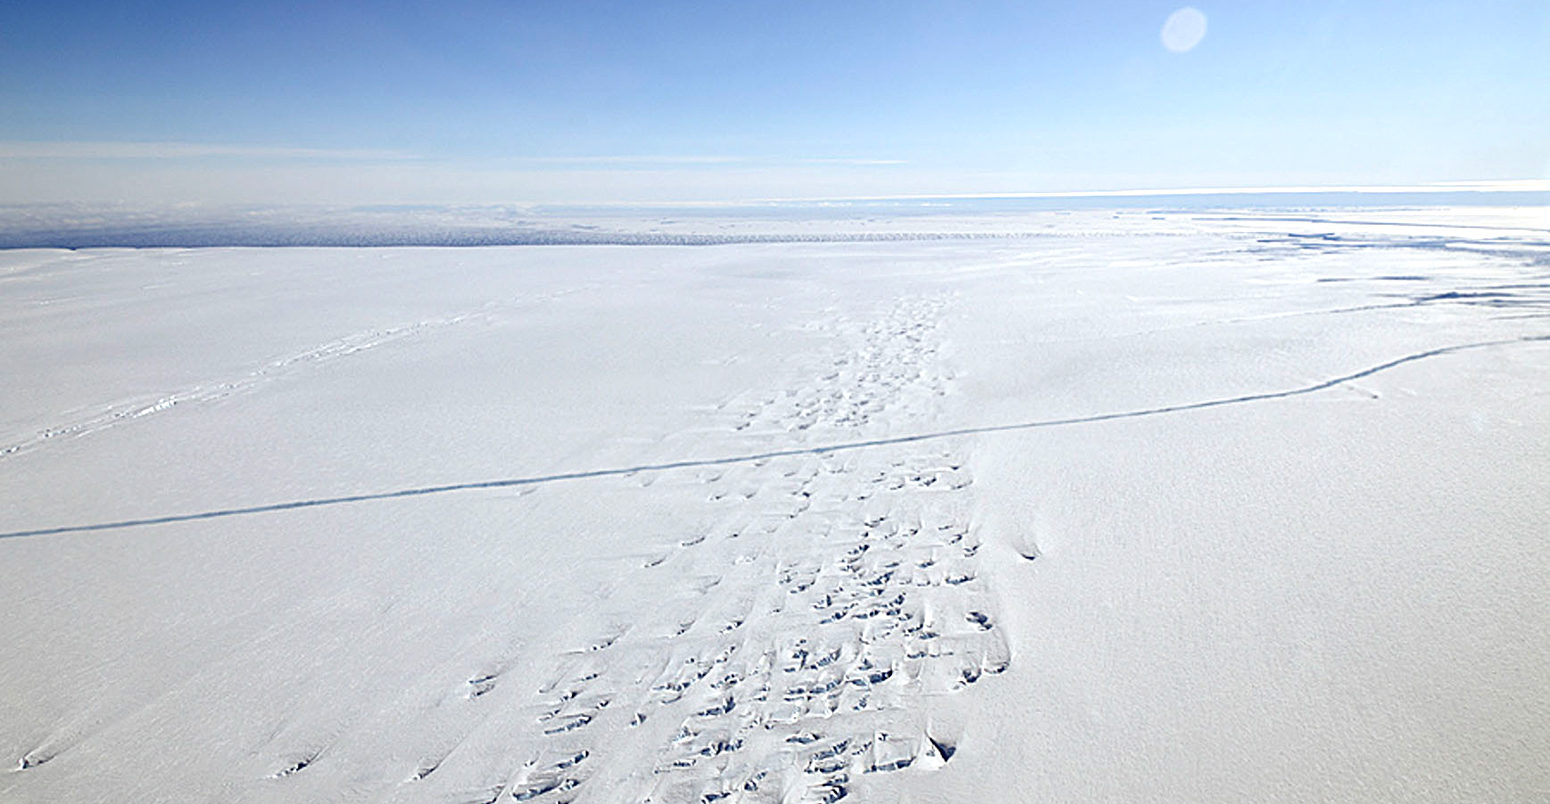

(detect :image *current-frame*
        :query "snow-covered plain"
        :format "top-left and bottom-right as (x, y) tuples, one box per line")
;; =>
(3, 207), (1548, 803)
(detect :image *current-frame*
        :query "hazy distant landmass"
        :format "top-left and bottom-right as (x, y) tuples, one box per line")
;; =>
(2, 190), (1544, 248)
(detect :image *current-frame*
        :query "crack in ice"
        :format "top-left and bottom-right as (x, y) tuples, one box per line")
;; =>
(4, 333), (1545, 540)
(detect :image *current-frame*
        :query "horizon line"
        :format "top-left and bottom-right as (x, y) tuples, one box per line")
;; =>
(594, 179), (1550, 208)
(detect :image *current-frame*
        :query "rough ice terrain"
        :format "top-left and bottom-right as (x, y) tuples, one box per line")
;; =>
(2, 207), (1548, 802)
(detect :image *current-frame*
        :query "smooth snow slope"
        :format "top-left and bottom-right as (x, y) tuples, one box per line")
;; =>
(2, 208), (1548, 803)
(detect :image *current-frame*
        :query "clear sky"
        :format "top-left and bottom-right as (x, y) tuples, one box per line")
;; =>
(1, 0), (1546, 205)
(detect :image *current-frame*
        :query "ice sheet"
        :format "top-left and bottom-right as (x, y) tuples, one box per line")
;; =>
(3, 207), (1547, 802)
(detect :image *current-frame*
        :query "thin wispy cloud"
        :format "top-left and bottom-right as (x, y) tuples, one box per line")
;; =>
(0, 141), (418, 161)
(510, 155), (906, 168)
(515, 155), (746, 166)
(797, 158), (909, 166)
(0, 146), (909, 172)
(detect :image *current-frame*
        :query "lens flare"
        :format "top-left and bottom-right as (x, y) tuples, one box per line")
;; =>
(1161, 7), (1208, 53)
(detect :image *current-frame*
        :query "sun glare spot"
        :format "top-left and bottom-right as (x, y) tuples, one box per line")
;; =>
(1161, 7), (1208, 53)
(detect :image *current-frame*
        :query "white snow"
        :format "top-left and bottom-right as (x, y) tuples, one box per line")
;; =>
(2, 207), (1548, 802)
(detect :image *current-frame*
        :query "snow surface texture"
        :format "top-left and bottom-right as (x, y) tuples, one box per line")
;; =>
(2, 207), (1548, 803)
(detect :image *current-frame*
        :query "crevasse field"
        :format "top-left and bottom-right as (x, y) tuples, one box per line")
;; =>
(3, 207), (1548, 803)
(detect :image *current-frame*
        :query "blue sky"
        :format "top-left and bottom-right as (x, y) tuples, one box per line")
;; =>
(1, 0), (1546, 204)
